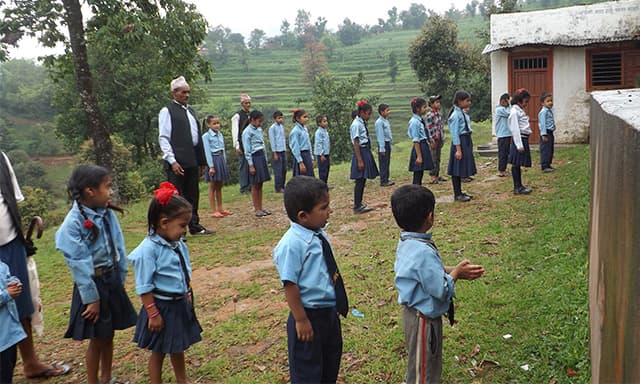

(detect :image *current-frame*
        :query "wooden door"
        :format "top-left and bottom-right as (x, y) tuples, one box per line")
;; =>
(509, 52), (553, 144)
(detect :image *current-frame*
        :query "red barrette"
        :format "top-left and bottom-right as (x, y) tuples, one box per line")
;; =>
(290, 109), (299, 113)
(517, 88), (525, 94)
(411, 97), (418, 104)
(83, 219), (94, 229)
(357, 100), (368, 107)
(154, 181), (179, 206)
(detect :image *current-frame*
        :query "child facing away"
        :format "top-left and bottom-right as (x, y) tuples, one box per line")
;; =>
(128, 182), (203, 384)
(0, 260), (27, 384)
(289, 109), (315, 177)
(447, 90), (477, 202)
(495, 93), (511, 177)
(314, 115), (331, 184)
(407, 97), (434, 186)
(273, 176), (349, 384)
(242, 110), (272, 217)
(425, 95), (447, 184)
(268, 111), (288, 193)
(202, 115), (233, 218)
(350, 100), (380, 214)
(538, 92), (556, 172)
(508, 88), (533, 195)
(391, 184), (484, 384)
(375, 103), (395, 187)
(55, 165), (137, 384)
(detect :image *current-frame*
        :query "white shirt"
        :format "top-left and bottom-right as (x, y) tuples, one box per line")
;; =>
(158, 101), (199, 164)
(0, 153), (24, 246)
(508, 104), (532, 150)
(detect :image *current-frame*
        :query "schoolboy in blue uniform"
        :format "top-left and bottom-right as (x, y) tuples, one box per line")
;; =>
(392, 185), (484, 384)
(268, 111), (287, 192)
(375, 103), (395, 186)
(0, 261), (27, 384)
(495, 93), (511, 177)
(273, 176), (348, 384)
(538, 92), (556, 172)
(314, 115), (331, 184)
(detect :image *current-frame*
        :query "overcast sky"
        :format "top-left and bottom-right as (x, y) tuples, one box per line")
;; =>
(9, 0), (469, 60)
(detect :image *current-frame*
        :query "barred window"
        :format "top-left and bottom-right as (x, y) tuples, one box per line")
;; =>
(591, 53), (622, 86)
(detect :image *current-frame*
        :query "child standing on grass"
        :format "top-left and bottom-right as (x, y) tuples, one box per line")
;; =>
(128, 182), (202, 384)
(289, 109), (315, 177)
(0, 260), (26, 384)
(538, 92), (556, 173)
(243, 110), (272, 217)
(202, 115), (233, 218)
(447, 90), (477, 202)
(273, 176), (348, 384)
(495, 93), (511, 177)
(269, 111), (287, 193)
(391, 184), (484, 384)
(55, 165), (137, 384)
(426, 95), (446, 184)
(314, 115), (331, 185)
(508, 88), (533, 195)
(407, 97), (433, 186)
(375, 103), (395, 187)
(350, 100), (379, 214)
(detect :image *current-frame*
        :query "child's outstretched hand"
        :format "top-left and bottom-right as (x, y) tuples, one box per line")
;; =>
(7, 281), (22, 299)
(148, 315), (164, 333)
(82, 301), (101, 323)
(451, 259), (485, 281)
(296, 317), (314, 342)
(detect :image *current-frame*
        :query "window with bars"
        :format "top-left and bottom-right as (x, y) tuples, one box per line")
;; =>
(591, 53), (622, 86)
(513, 57), (548, 70)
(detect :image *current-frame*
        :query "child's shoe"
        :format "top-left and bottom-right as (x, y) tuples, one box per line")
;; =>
(220, 209), (233, 216)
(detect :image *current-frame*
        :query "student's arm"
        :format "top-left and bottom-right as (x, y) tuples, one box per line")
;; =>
(508, 109), (524, 151)
(375, 119), (385, 154)
(448, 113), (463, 160)
(202, 133), (214, 169)
(538, 109), (548, 137)
(141, 292), (164, 332)
(284, 282), (313, 342)
(242, 129), (254, 166)
(353, 138), (364, 170)
(445, 260), (485, 281)
(231, 113), (242, 154)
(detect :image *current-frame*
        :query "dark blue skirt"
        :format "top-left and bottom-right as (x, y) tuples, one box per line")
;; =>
(509, 136), (532, 167)
(0, 237), (34, 319)
(204, 153), (230, 182)
(249, 150), (271, 185)
(64, 270), (137, 340)
(133, 297), (202, 354)
(408, 140), (434, 171)
(293, 150), (315, 177)
(447, 134), (477, 178)
(350, 146), (379, 180)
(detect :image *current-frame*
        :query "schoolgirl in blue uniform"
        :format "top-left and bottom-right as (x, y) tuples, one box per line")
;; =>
(314, 115), (331, 184)
(128, 182), (202, 384)
(538, 92), (556, 172)
(0, 260), (26, 384)
(289, 109), (315, 177)
(55, 165), (137, 384)
(447, 90), (477, 202)
(350, 100), (379, 214)
(508, 88), (533, 194)
(407, 97), (434, 185)
(202, 115), (232, 218)
(243, 110), (272, 217)
(495, 93), (511, 177)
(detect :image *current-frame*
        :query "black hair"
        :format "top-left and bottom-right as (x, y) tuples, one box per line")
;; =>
(411, 97), (427, 114)
(499, 93), (510, 102)
(292, 109), (307, 124)
(243, 110), (264, 129)
(378, 103), (389, 114)
(147, 193), (192, 234)
(316, 115), (327, 125)
(273, 110), (283, 119)
(202, 115), (219, 129)
(67, 164), (123, 242)
(539, 92), (552, 103)
(511, 88), (531, 105)
(351, 109), (358, 119)
(448, 90), (471, 118)
(391, 184), (435, 232)
(357, 101), (372, 116)
(283, 176), (329, 223)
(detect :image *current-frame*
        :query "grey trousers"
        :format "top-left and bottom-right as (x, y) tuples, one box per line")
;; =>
(403, 306), (443, 384)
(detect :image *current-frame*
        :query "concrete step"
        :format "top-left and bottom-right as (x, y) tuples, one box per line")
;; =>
(476, 142), (539, 157)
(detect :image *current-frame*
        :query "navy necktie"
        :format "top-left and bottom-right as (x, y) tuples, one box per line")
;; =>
(318, 233), (349, 317)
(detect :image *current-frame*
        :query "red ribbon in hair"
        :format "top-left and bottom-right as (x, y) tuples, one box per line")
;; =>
(516, 88), (525, 95)
(411, 97), (418, 104)
(154, 181), (179, 206)
(290, 109), (300, 113)
(357, 100), (368, 108)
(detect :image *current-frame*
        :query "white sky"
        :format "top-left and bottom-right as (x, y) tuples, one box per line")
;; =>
(9, 0), (469, 60)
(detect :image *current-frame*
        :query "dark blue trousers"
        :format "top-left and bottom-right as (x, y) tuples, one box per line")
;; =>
(497, 136), (511, 172)
(271, 151), (287, 191)
(317, 155), (330, 184)
(287, 308), (342, 384)
(378, 141), (392, 184)
(539, 131), (555, 169)
(238, 154), (251, 193)
(0, 344), (17, 384)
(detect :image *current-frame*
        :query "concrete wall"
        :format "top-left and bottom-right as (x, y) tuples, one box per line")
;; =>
(489, 50), (509, 136)
(589, 88), (640, 383)
(553, 47), (590, 143)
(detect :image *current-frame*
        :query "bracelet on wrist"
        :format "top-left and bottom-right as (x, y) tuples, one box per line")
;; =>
(148, 311), (160, 319)
(145, 302), (156, 309)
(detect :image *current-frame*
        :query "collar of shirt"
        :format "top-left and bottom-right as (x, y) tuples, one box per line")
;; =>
(148, 232), (179, 250)
(173, 100), (189, 109)
(400, 231), (432, 242)
(411, 113), (423, 122)
(289, 221), (326, 244)
(74, 201), (107, 221)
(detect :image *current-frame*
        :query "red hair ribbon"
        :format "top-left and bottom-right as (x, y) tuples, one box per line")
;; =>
(290, 109), (300, 113)
(83, 219), (94, 229)
(411, 97), (418, 104)
(154, 181), (179, 206)
(516, 88), (525, 95)
(357, 100), (368, 108)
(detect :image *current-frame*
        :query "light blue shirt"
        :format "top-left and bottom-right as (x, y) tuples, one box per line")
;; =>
(314, 127), (330, 156)
(242, 124), (266, 165)
(407, 113), (427, 143)
(448, 106), (472, 146)
(202, 129), (226, 169)
(350, 116), (370, 145)
(0, 262), (27, 352)
(538, 106), (556, 135)
(289, 123), (313, 163)
(55, 202), (128, 304)
(394, 232), (455, 318)
(375, 116), (393, 152)
(273, 222), (336, 309)
(268, 123), (286, 153)
(128, 233), (192, 296)
(495, 105), (511, 138)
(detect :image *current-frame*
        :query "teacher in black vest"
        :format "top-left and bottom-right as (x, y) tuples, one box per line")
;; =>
(158, 76), (213, 236)
(231, 93), (252, 194)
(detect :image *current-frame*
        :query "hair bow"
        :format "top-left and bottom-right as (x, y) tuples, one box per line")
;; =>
(290, 109), (299, 113)
(411, 97), (418, 104)
(357, 100), (368, 107)
(516, 88), (525, 95)
(154, 181), (179, 206)
(83, 219), (94, 229)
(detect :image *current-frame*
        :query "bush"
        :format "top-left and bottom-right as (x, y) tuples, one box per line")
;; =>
(7, 150), (51, 191)
(18, 186), (57, 229)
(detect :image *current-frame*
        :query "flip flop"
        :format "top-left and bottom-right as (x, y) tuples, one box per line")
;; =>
(26, 362), (71, 379)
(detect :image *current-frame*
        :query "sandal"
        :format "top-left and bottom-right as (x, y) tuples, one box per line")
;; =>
(255, 210), (268, 217)
(262, 209), (272, 215)
(25, 363), (71, 379)
(428, 179), (439, 184)
(220, 209), (233, 216)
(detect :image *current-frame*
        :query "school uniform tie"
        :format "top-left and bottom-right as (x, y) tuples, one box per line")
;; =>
(318, 233), (349, 317)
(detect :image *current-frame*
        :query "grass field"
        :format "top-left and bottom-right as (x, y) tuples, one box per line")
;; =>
(13, 121), (590, 383)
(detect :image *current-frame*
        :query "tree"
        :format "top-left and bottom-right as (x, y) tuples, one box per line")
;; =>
(465, 0), (480, 16)
(386, 7), (399, 31)
(205, 25), (232, 63)
(0, 59), (54, 118)
(301, 35), (328, 83)
(337, 18), (366, 46)
(400, 3), (428, 29)
(248, 29), (265, 50)
(294, 9), (311, 37)
(387, 51), (399, 83)
(276, 19), (296, 48)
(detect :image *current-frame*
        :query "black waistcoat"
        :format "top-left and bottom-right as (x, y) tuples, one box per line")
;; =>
(167, 102), (205, 167)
